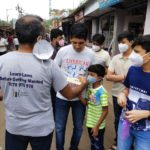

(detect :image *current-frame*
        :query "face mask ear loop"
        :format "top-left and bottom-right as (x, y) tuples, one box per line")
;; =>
(143, 52), (150, 63)
(98, 78), (104, 83)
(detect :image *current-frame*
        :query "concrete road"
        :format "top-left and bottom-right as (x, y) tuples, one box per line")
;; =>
(0, 80), (115, 150)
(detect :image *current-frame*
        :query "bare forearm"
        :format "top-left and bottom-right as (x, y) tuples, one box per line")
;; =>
(80, 98), (88, 105)
(69, 84), (87, 99)
(106, 74), (124, 82)
(123, 88), (129, 97)
(141, 110), (150, 119)
(96, 107), (108, 127)
(60, 83), (87, 100)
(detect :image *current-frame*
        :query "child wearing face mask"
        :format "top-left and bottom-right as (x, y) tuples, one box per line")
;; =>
(80, 64), (108, 150)
(92, 34), (110, 68)
(117, 35), (150, 150)
(106, 31), (135, 150)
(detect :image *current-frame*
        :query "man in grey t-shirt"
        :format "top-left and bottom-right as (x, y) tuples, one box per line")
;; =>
(0, 15), (87, 150)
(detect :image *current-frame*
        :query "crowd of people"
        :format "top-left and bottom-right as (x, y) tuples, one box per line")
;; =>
(0, 34), (19, 55)
(0, 15), (149, 150)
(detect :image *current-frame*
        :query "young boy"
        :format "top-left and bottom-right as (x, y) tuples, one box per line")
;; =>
(117, 35), (150, 150)
(106, 31), (134, 149)
(92, 34), (110, 68)
(80, 64), (108, 150)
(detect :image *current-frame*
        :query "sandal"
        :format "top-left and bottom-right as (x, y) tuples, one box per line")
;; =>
(108, 144), (117, 150)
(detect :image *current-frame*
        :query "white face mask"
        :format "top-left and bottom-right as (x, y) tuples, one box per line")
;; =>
(129, 52), (143, 66)
(33, 40), (54, 60)
(58, 39), (65, 47)
(118, 43), (129, 53)
(92, 45), (100, 52)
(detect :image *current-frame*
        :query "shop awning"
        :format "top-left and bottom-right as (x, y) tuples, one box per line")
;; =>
(98, 0), (123, 9)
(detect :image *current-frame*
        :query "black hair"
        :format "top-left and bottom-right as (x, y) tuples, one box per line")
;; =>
(70, 23), (88, 40)
(50, 28), (64, 41)
(92, 34), (105, 45)
(118, 31), (134, 42)
(132, 35), (150, 53)
(15, 15), (45, 45)
(35, 15), (43, 22)
(88, 64), (106, 77)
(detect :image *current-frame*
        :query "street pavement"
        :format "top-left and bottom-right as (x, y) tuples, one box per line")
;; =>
(0, 80), (115, 150)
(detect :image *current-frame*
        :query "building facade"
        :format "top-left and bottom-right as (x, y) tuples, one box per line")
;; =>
(62, 0), (150, 55)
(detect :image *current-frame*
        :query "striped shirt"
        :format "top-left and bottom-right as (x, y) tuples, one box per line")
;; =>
(86, 86), (108, 129)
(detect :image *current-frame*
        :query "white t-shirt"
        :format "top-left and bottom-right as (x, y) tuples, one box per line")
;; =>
(95, 49), (110, 67)
(0, 38), (8, 52)
(0, 51), (68, 136)
(54, 44), (96, 101)
(13, 38), (19, 45)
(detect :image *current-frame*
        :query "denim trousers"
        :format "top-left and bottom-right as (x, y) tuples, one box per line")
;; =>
(55, 97), (85, 150)
(88, 128), (105, 150)
(117, 119), (150, 150)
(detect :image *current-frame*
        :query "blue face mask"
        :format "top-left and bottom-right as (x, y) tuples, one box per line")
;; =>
(87, 75), (97, 83)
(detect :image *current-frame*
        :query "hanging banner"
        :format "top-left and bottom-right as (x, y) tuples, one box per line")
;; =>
(98, 0), (123, 9)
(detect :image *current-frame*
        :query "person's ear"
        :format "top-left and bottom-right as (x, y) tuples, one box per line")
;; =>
(143, 52), (150, 63)
(37, 35), (42, 42)
(130, 40), (134, 46)
(147, 52), (150, 60)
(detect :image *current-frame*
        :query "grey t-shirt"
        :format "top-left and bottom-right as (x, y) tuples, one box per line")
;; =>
(0, 51), (67, 136)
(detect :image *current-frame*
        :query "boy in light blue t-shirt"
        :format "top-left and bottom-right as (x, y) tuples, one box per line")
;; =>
(80, 64), (108, 150)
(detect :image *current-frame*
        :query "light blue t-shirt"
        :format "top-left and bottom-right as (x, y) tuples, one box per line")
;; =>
(0, 51), (68, 136)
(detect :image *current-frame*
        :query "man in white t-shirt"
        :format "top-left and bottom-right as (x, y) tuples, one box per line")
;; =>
(0, 35), (8, 55)
(0, 15), (88, 150)
(54, 23), (95, 150)
(92, 34), (110, 68)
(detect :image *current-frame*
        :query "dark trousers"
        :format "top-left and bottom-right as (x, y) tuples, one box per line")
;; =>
(112, 96), (122, 144)
(50, 87), (56, 117)
(15, 45), (19, 50)
(0, 51), (7, 56)
(55, 97), (86, 150)
(5, 130), (53, 150)
(88, 128), (105, 150)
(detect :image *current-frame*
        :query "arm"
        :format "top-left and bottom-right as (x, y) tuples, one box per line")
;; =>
(117, 88), (129, 108)
(60, 77), (88, 100)
(106, 69), (125, 82)
(106, 57), (125, 82)
(91, 106), (108, 137)
(118, 67), (131, 108)
(96, 106), (108, 127)
(79, 95), (88, 105)
(125, 110), (150, 123)
(52, 61), (88, 100)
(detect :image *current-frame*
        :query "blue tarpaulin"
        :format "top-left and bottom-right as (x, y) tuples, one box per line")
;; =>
(99, 0), (123, 9)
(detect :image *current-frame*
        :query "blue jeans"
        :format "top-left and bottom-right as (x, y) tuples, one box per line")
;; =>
(88, 128), (105, 150)
(5, 130), (53, 150)
(117, 119), (150, 150)
(112, 96), (122, 143)
(55, 97), (86, 150)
